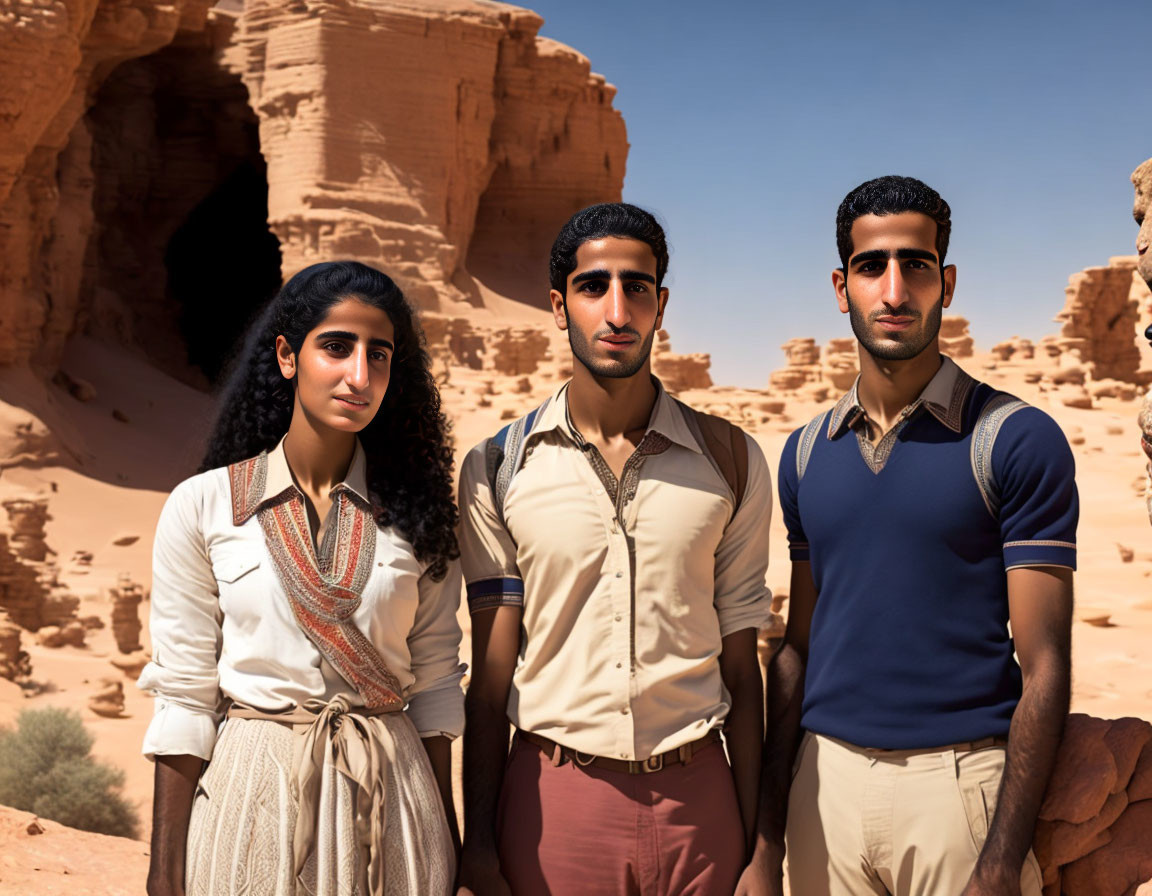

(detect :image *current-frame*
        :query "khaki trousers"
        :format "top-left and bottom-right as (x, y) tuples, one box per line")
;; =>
(785, 732), (1044, 896)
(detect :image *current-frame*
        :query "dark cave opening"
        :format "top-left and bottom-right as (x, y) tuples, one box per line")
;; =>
(86, 26), (281, 388)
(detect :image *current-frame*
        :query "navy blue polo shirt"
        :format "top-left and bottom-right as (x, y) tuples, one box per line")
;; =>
(778, 357), (1078, 749)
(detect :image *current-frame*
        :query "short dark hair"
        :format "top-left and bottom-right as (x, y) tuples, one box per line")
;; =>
(549, 203), (669, 292)
(836, 175), (952, 268)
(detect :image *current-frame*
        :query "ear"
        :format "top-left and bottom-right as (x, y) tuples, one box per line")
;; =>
(832, 268), (850, 314)
(942, 265), (957, 309)
(549, 288), (568, 331)
(275, 335), (297, 380)
(654, 287), (669, 329)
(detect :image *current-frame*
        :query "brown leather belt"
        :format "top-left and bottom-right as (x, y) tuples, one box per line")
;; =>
(518, 728), (722, 775)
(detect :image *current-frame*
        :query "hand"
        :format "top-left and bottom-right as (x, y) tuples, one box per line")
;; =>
(733, 859), (784, 896)
(734, 842), (786, 896)
(456, 848), (512, 896)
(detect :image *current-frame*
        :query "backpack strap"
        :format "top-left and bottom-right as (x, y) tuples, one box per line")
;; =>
(485, 397), (551, 521)
(796, 409), (831, 482)
(970, 392), (1027, 518)
(675, 401), (749, 512)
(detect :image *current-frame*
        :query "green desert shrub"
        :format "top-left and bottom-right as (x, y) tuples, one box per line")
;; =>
(0, 707), (139, 839)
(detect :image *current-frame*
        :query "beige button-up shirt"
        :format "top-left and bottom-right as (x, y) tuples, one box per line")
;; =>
(138, 438), (465, 760)
(458, 380), (772, 760)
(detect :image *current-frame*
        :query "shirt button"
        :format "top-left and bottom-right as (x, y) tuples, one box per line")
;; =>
(615, 571), (624, 578)
(616, 662), (622, 668)
(621, 707), (629, 714)
(615, 615), (622, 622)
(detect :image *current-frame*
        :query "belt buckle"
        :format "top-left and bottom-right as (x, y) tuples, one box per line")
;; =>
(643, 754), (664, 773)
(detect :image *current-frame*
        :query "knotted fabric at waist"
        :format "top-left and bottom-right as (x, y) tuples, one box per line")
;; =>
(226, 695), (405, 894)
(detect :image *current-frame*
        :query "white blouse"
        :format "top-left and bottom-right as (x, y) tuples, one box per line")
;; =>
(138, 438), (465, 760)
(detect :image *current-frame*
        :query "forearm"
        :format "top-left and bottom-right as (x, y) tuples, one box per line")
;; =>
(975, 659), (1069, 880)
(422, 735), (461, 851)
(753, 642), (805, 864)
(725, 671), (765, 856)
(461, 692), (512, 856)
(147, 753), (204, 895)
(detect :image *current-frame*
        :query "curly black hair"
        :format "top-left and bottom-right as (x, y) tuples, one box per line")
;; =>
(200, 261), (459, 580)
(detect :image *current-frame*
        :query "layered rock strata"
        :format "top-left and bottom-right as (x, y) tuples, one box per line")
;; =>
(234, 0), (626, 313)
(1047, 257), (1148, 385)
(939, 315), (974, 358)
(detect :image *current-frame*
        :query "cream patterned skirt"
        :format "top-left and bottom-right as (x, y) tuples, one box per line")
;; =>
(185, 712), (454, 896)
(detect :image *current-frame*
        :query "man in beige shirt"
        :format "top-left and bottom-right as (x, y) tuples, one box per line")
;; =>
(456, 203), (773, 896)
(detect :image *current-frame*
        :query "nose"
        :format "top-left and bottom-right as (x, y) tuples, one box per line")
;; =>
(882, 258), (911, 306)
(344, 345), (370, 390)
(604, 279), (631, 329)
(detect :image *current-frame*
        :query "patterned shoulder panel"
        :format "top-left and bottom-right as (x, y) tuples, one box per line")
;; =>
(969, 392), (1028, 519)
(228, 453), (268, 526)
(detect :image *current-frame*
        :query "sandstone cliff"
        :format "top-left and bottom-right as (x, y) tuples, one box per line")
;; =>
(0, 0), (626, 384)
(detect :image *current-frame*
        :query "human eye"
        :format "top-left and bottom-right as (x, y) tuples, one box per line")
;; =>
(904, 259), (930, 270)
(626, 281), (649, 294)
(578, 279), (607, 294)
(370, 349), (390, 362)
(324, 340), (350, 354)
(856, 261), (882, 274)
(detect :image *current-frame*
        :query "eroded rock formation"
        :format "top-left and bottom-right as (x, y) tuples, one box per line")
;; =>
(0, 610), (31, 681)
(1048, 257), (1148, 385)
(109, 579), (144, 654)
(235, 0), (625, 313)
(0, 0), (625, 385)
(939, 315), (973, 358)
(1036, 714), (1152, 895)
(652, 330), (713, 392)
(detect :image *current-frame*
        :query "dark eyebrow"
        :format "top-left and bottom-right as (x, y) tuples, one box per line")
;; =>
(315, 330), (395, 351)
(571, 268), (657, 285)
(849, 248), (938, 266)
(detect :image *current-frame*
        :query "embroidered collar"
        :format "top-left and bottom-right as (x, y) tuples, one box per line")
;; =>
(827, 355), (974, 440)
(231, 438), (371, 525)
(529, 377), (703, 455)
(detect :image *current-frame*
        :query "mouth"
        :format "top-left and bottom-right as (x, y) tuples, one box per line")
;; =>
(874, 316), (916, 332)
(334, 395), (370, 410)
(598, 336), (636, 351)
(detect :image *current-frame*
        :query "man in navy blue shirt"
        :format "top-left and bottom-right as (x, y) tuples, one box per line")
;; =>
(745, 176), (1076, 896)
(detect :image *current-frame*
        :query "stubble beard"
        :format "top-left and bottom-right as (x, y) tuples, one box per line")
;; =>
(845, 284), (945, 362)
(566, 308), (655, 380)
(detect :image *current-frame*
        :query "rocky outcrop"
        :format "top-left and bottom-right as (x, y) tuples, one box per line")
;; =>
(0, 610), (31, 680)
(1035, 714), (1152, 895)
(939, 315), (973, 358)
(0, 0), (214, 372)
(991, 337), (1035, 361)
(490, 327), (552, 377)
(769, 337), (858, 395)
(652, 330), (713, 392)
(2, 498), (50, 561)
(0, 0), (626, 383)
(0, 805), (148, 894)
(1048, 257), (1149, 384)
(109, 579), (144, 654)
(1132, 158), (1152, 290)
(88, 677), (126, 717)
(234, 0), (626, 313)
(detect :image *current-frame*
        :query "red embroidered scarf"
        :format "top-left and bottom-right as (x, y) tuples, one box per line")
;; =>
(229, 453), (403, 709)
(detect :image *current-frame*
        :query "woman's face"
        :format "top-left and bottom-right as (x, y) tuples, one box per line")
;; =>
(275, 297), (396, 434)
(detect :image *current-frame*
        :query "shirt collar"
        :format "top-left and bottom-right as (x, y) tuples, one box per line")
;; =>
(263, 436), (372, 506)
(530, 377), (703, 454)
(826, 355), (973, 439)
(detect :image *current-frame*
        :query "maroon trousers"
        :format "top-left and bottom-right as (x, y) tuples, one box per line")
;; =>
(496, 736), (745, 896)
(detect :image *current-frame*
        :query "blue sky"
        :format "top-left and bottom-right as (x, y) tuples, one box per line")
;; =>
(529, 0), (1152, 386)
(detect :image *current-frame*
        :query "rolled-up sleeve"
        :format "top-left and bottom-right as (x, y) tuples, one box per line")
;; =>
(137, 477), (223, 761)
(458, 443), (523, 614)
(713, 431), (773, 638)
(404, 560), (466, 738)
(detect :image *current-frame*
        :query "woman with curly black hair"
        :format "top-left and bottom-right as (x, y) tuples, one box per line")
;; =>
(139, 261), (462, 896)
